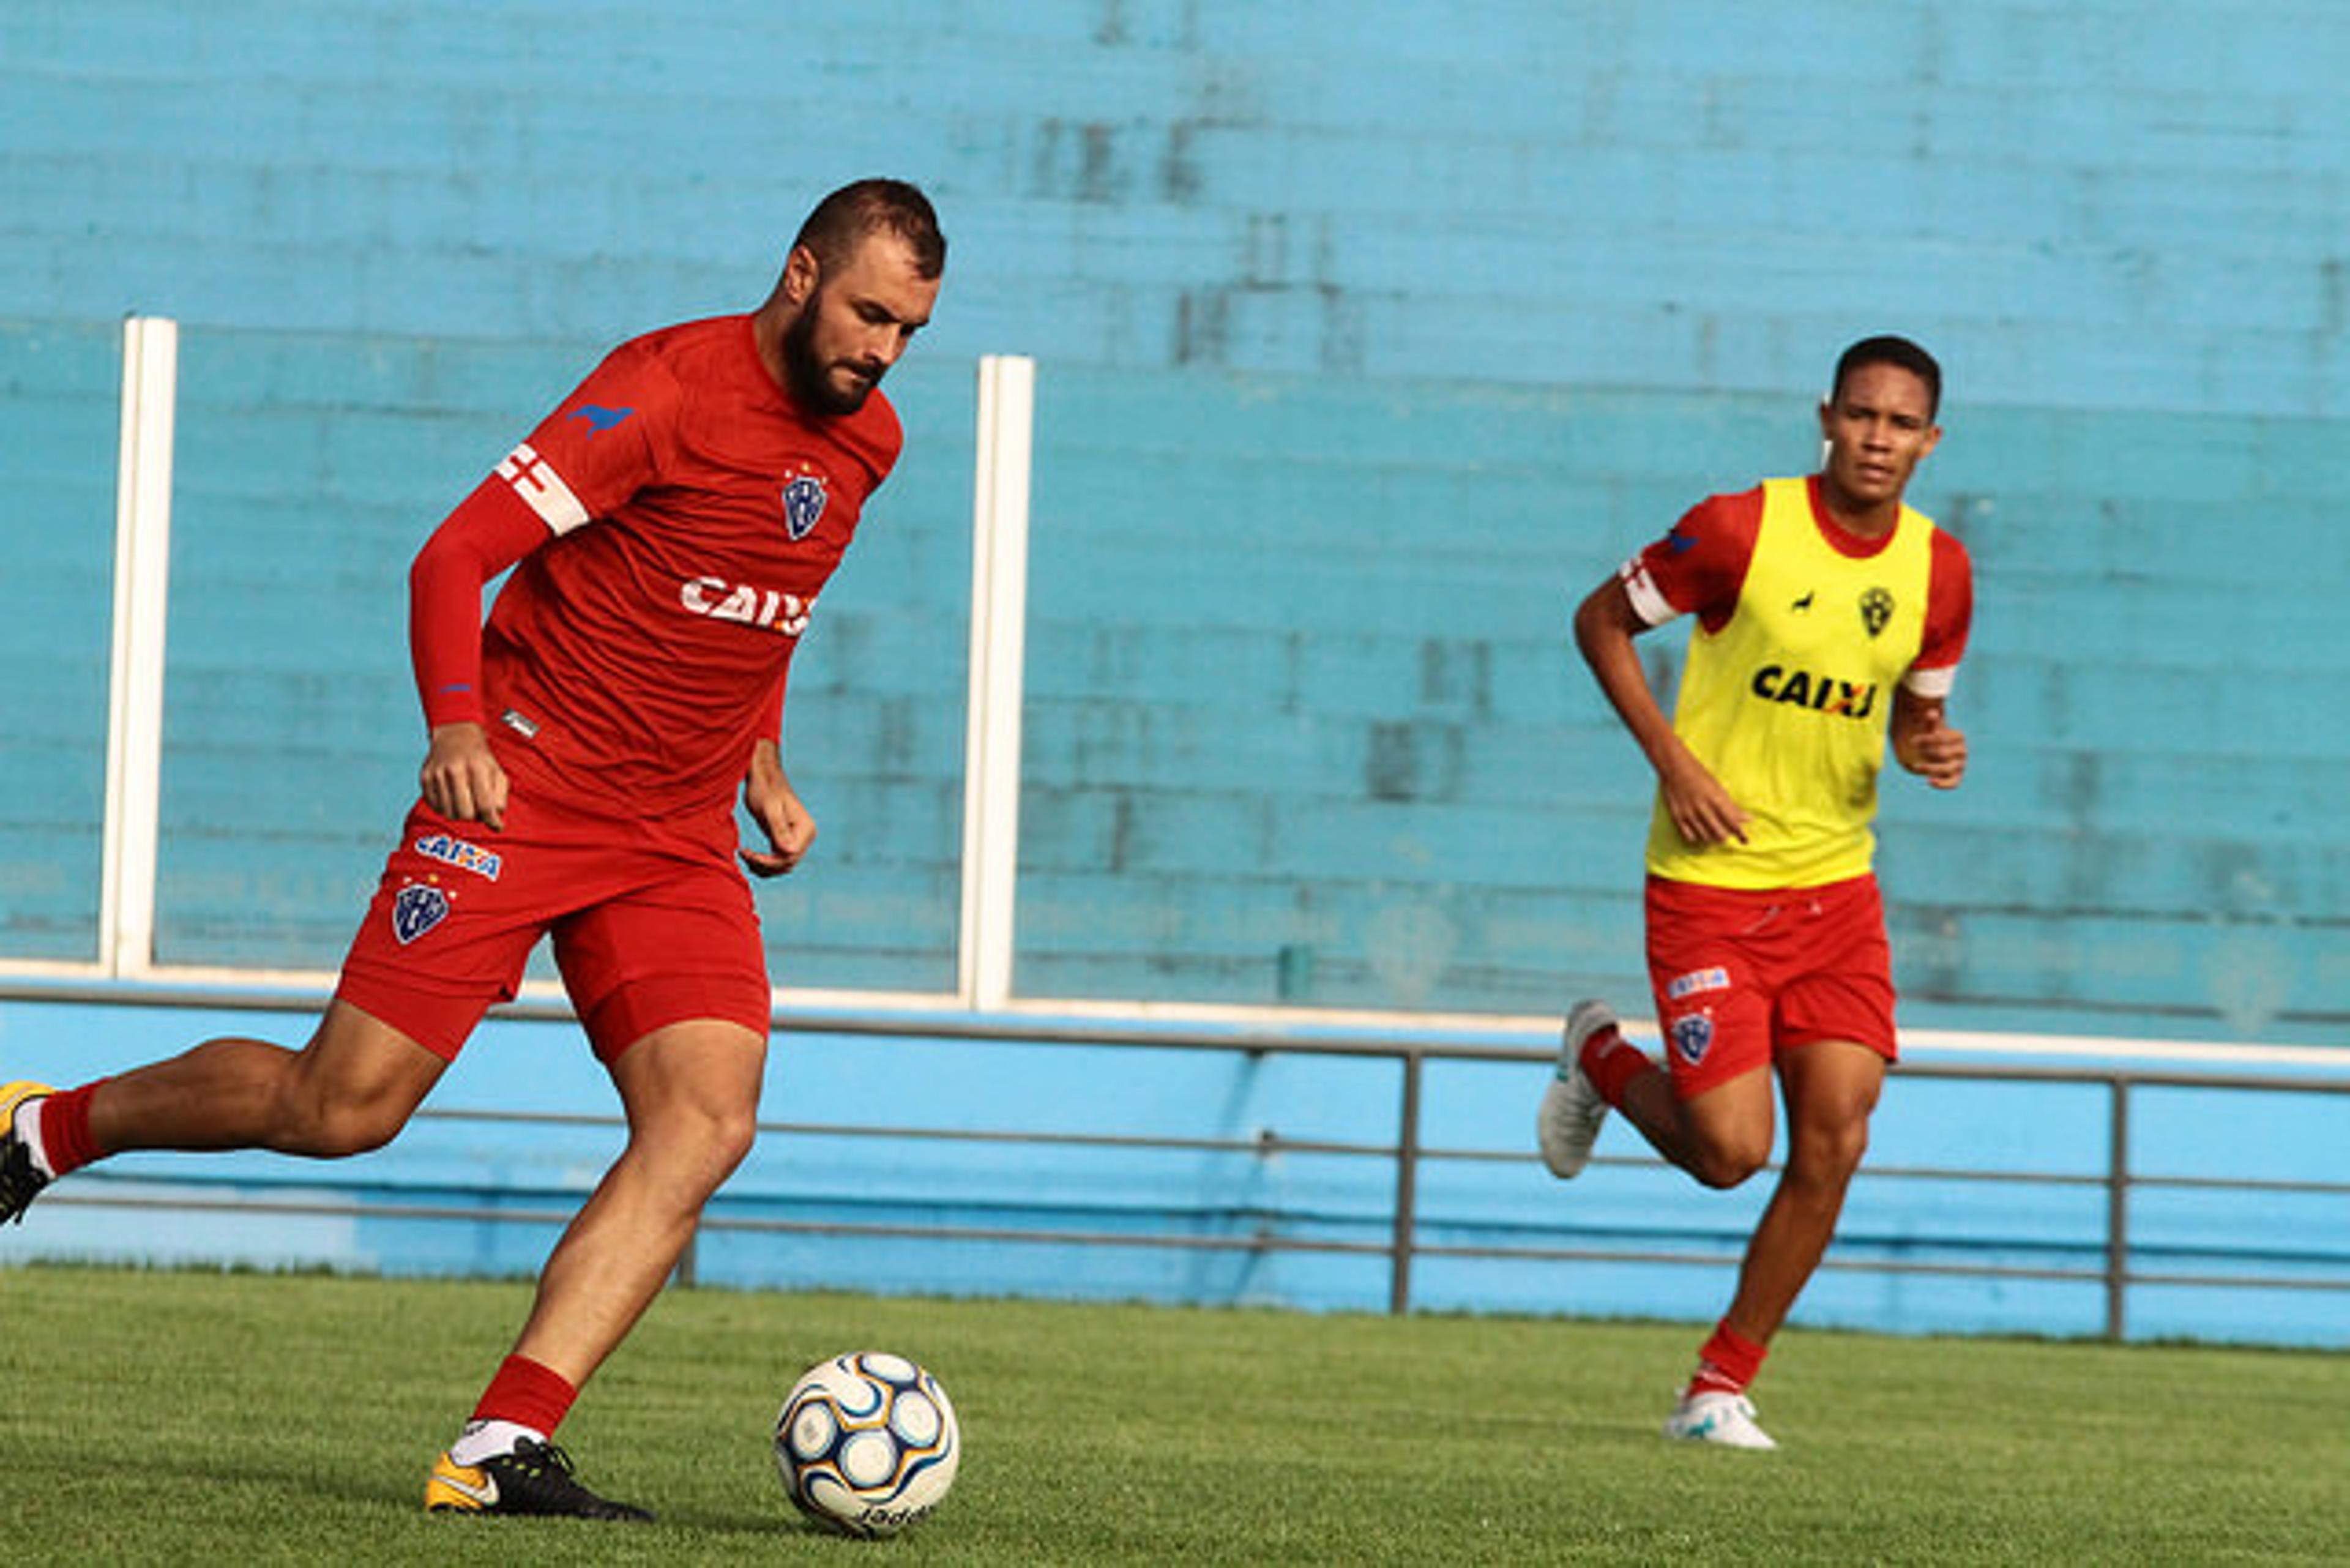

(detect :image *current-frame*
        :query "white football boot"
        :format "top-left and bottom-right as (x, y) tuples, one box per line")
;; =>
(1662, 1390), (1779, 1450)
(1535, 999), (1618, 1178)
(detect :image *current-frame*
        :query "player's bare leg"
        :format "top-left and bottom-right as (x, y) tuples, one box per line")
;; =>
(1567, 1038), (1876, 1449)
(87, 998), (447, 1159)
(1614, 1062), (1777, 1191)
(1716, 1039), (1884, 1346)
(503, 1018), (765, 1383)
(1659, 1039), (1883, 1448)
(426, 1017), (763, 1521)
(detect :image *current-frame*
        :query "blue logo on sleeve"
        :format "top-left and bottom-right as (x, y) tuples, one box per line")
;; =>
(567, 404), (635, 433)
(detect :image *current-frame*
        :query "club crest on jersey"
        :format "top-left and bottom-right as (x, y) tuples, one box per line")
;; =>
(781, 473), (829, 541)
(413, 832), (502, 881)
(392, 883), (450, 945)
(1859, 586), (1895, 638)
(1669, 1011), (1715, 1067)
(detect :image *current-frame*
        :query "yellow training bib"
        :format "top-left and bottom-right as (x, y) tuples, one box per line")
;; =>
(1646, 478), (1936, 889)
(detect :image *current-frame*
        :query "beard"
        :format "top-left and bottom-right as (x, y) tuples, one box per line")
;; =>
(781, 305), (879, 417)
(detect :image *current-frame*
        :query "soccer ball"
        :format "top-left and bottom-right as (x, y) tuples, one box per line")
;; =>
(774, 1351), (960, 1537)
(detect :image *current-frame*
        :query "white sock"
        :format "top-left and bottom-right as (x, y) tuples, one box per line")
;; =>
(449, 1418), (544, 1467)
(12, 1100), (54, 1179)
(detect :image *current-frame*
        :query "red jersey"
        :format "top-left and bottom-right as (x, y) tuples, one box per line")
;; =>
(410, 315), (901, 821)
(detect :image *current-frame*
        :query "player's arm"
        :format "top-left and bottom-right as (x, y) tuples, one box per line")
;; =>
(1892, 529), (1973, 791)
(407, 477), (549, 831)
(1890, 686), (1966, 789)
(409, 345), (673, 831)
(1572, 576), (1750, 846)
(741, 743), (817, 878)
(740, 673), (816, 877)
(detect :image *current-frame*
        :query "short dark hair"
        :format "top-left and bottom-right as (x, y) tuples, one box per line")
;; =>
(794, 178), (946, 282)
(1832, 335), (1941, 419)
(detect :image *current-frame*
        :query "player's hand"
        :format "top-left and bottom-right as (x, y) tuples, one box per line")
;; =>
(1898, 710), (1969, 790)
(1657, 747), (1750, 848)
(420, 721), (510, 831)
(742, 741), (816, 878)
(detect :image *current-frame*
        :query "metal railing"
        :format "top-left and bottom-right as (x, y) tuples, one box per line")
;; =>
(18, 1001), (2350, 1339)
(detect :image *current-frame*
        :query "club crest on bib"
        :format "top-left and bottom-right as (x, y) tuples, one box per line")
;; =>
(1859, 586), (1895, 638)
(1669, 1011), (1715, 1067)
(781, 472), (829, 541)
(392, 882), (450, 945)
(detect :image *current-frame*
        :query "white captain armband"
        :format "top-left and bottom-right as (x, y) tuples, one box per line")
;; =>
(1619, 558), (1677, 627)
(493, 442), (591, 535)
(1903, 663), (1956, 699)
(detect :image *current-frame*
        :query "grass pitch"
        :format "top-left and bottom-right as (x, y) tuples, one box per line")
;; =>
(1, 1263), (2343, 1564)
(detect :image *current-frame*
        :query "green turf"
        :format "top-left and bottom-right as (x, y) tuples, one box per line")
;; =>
(0, 1263), (2343, 1564)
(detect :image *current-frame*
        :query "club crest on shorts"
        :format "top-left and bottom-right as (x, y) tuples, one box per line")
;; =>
(1669, 1011), (1715, 1067)
(392, 883), (450, 945)
(781, 473), (828, 541)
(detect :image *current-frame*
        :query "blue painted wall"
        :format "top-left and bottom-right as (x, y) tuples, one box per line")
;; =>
(11, 3), (2350, 416)
(2, 3), (2346, 1047)
(0, 323), (116, 960)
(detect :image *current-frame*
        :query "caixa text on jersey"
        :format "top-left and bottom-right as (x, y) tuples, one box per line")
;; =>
(678, 577), (811, 636)
(1747, 664), (1878, 719)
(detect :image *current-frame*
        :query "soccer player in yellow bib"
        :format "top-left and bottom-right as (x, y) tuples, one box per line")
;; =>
(1539, 336), (1972, 1450)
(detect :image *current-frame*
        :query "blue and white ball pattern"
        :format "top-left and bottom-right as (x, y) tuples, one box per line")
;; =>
(774, 1351), (960, 1537)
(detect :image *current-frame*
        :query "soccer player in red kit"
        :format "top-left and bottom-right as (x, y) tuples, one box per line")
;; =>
(0, 178), (946, 1519)
(1537, 337), (1971, 1449)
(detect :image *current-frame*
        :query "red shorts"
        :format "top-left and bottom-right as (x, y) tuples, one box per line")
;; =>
(335, 792), (771, 1063)
(1644, 873), (1896, 1099)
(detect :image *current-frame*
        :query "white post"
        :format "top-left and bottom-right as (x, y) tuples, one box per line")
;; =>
(100, 315), (179, 977)
(957, 355), (1035, 1010)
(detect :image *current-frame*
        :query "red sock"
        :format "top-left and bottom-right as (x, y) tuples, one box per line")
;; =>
(37, 1080), (108, 1178)
(470, 1354), (578, 1436)
(1686, 1321), (1768, 1398)
(1578, 1025), (1656, 1110)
